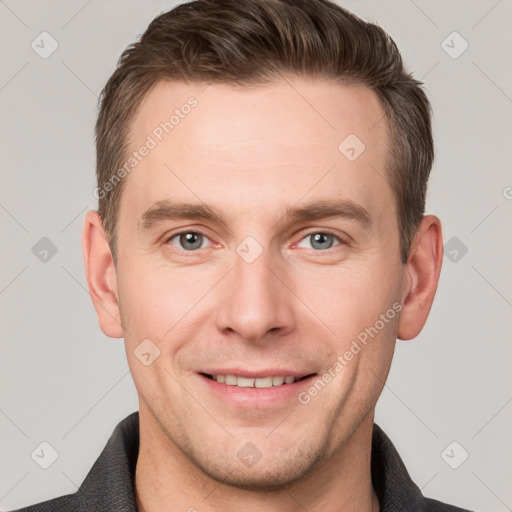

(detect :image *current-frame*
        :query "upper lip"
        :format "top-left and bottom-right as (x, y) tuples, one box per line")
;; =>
(199, 368), (316, 379)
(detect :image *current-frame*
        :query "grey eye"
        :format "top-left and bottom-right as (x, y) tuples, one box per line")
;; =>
(297, 232), (340, 251)
(169, 232), (206, 251)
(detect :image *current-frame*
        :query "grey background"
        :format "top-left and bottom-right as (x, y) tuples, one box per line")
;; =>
(1, 0), (511, 510)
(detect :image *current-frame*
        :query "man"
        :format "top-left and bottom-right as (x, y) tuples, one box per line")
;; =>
(10, 0), (474, 510)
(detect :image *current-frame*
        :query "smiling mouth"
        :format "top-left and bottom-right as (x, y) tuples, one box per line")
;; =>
(200, 372), (316, 388)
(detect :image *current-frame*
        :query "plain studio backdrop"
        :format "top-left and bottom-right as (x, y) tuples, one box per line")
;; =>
(0, 1), (511, 510)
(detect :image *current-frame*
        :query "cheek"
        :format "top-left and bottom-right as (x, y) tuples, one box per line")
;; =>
(117, 262), (199, 397)
(118, 259), (218, 342)
(294, 262), (397, 341)
(299, 264), (399, 411)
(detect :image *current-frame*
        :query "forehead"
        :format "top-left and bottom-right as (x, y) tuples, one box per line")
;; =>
(120, 78), (393, 227)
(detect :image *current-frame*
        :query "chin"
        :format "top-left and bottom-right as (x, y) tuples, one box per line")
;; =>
(200, 463), (309, 491)
(189, 437), (330, 492)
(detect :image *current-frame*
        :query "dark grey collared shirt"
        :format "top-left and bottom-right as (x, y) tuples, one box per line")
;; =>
(10, 411), (474, 511)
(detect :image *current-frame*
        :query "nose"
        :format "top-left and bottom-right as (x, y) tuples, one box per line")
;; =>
(214, 244), (296, 344)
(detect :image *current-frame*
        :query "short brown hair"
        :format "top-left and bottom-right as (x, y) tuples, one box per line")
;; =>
(95, 0), (433, 265)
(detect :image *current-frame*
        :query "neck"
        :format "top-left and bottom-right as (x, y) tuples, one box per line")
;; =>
(134, 405), (379, 512)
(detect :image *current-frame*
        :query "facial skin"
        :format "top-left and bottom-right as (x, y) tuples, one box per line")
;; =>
(82, 78), (443, 511)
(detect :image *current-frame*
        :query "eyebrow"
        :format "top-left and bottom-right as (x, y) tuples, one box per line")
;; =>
(138, 198), (372, 232)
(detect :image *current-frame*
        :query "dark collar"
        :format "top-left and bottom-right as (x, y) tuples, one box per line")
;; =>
(63, 412), (470, 512)
(74, 411), (140, 512)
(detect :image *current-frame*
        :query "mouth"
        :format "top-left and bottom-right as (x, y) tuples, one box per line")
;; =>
(197, 369), (319, 408)
(199, 372), (317, 389)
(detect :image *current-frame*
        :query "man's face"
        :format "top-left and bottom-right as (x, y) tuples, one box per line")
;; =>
(114, 78), (407, 488)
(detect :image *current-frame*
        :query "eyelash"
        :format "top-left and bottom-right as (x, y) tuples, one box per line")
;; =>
(164, 229), (346, 256)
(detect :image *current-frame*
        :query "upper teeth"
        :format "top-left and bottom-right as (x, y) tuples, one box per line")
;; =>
(213, 375), (297, 388)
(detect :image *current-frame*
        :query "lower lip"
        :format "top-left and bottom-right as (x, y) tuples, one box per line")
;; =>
(197, 374), (316, 408)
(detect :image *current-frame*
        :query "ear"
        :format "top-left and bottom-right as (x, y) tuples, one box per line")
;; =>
(81, 210), (123, 338)
(397, 215), (443, 341)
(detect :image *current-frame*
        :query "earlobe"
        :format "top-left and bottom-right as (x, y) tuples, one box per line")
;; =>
(81, 210), (124, 338)
(397, 215), (443, 341)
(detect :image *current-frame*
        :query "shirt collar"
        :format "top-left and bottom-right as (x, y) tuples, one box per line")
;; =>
(76, 412), (429, 511)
